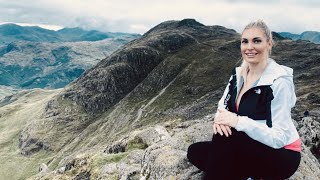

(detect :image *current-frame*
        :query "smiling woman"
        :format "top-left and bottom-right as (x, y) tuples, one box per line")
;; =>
(187, 20), (301, 180)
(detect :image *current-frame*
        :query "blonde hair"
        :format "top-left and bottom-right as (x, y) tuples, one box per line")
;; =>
(240, 20), (273, 72)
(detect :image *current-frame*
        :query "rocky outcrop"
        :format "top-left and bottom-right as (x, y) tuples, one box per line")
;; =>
(30, 116), (320, 179)
(296, 117), (320, 161)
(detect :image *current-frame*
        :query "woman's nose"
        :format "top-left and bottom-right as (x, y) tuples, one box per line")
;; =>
(247, 42), (254, 49)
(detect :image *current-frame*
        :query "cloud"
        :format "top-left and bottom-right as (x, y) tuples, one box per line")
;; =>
(0, 0), (319, 34)
(0, 22), (63, 30)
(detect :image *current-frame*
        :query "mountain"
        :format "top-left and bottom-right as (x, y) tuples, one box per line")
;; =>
(0, 19), (319, 179)
(279, 31), (320, 44)
(0, 85), (19, 100)
(0, 23), (141, 44)
(0, 23), (140, 89)
(57, 27), (136, 42)
(0, 36), (138, 89)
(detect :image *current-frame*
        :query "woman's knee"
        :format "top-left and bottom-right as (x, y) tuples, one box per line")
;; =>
(187, 142), (204, 161)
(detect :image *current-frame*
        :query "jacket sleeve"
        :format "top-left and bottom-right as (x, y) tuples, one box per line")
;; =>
(215, 75), (233, 117)
(234, 77), (299, 149)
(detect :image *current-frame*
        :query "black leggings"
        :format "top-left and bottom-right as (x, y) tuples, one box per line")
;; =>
(187, 129), (301, 180)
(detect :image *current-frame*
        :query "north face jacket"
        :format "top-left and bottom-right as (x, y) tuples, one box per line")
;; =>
(217, 58), (300, 149)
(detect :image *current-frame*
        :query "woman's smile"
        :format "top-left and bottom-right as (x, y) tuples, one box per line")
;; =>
(244, 52), (258, 58)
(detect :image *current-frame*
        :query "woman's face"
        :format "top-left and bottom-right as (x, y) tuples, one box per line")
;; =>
(241, 27), (272, 65)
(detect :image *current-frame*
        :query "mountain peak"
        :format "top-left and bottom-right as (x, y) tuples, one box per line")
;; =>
(177, 18), (205, 27)
(143, 19), (205, 36)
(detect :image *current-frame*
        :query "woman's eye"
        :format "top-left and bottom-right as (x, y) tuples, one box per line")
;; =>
(241, 40), (248, 44)
(254, 40), (261, 43)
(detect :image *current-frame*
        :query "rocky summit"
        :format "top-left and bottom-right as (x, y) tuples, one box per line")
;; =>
(0, 19), (319, 179)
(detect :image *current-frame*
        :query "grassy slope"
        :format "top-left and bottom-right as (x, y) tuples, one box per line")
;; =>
(0, 89), (61, 179)
(42, 38), (240, 160)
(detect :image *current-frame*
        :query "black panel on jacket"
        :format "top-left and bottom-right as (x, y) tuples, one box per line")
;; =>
(224, 68), (274, 127)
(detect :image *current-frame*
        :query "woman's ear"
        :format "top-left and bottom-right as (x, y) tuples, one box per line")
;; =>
(267, 39), (273, 55)
(268, 39), (273, 48)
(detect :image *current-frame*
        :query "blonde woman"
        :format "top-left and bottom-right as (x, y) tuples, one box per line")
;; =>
(187, 20), (301, 179)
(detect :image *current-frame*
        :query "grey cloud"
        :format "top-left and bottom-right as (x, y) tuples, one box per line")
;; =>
(0, 0), (153, 33)
(0, 0), (319, 34)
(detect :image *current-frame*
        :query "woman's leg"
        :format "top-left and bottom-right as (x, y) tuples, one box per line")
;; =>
(248, 147), (301, 179)
(187, 132), (246, 180)
(227, 130), (301, 179)
(187, 141), (212, 171)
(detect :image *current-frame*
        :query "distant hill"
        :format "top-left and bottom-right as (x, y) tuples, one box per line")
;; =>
(0, 23), (141, 44)
(0, 37), (138, 89)
(279, 31), (320, 44)
(0, 23), (140, 89)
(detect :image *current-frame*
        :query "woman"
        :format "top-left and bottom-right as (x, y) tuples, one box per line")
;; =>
(187, 20), (301, 180)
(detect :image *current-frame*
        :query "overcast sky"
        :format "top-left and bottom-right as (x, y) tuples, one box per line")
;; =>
(0, 0), (319, 34)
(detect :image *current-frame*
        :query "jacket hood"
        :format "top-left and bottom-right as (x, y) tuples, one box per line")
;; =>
(257, 58), (294, 86)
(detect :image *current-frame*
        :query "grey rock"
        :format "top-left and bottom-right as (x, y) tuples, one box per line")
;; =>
(39, 163), (49, 173)
(297, 117), (320, 147)
(57, 166), (66, 174)
(100, 150), (144, 180)
(73, 171), (90, 180)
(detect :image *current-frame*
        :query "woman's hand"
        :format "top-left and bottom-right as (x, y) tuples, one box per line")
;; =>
(214, 108), (239, 128)
(212, 123), (232, 137)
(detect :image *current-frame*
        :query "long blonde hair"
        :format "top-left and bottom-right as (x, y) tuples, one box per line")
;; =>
(240, 20), (273, 73)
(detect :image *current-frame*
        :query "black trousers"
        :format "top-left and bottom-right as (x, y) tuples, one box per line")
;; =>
(187, 129), (301, 180)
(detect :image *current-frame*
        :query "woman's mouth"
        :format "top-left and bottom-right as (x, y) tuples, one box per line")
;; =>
(245, 52), (258, 58)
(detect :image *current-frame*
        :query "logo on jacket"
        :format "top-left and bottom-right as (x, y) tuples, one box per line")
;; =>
(224, 94), (231, 105)
(255, 88), (261, 94)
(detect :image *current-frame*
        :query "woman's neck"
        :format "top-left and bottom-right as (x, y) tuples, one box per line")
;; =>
(247, 59), (268, 76)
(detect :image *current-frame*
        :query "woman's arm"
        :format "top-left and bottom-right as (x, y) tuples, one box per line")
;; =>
(215, 77), (300, 148)
(213, 75), (234, 137)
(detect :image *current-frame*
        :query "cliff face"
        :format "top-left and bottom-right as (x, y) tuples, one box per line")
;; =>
(0, 19), (319, 179)
(62, 19), (238, 113)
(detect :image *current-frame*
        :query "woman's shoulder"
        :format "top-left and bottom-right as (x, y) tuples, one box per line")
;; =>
(268, 58), (294, 77)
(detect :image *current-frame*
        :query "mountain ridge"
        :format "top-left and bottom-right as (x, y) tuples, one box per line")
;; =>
(279, 31), (320, 44)
(0, 37), (138, 89)
(0, 23), (140, 44)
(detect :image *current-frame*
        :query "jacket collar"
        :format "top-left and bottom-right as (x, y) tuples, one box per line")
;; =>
(235, 58), (293, 87)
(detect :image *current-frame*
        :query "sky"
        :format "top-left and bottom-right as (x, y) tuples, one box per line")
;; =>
(0, 0), (319, 34)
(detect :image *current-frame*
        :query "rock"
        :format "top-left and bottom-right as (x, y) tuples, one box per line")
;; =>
(100, 149), (144, 180)
(57, 166), (66, 174)
(39, 163), (49, 173)
(307, 93), (320, 104)
(73, 171), (90, 180)
(104, 126), (171, 154)
(114, 118), (320, 179)
(296, 117), (320, 149)
(290, 143), (320, 179)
